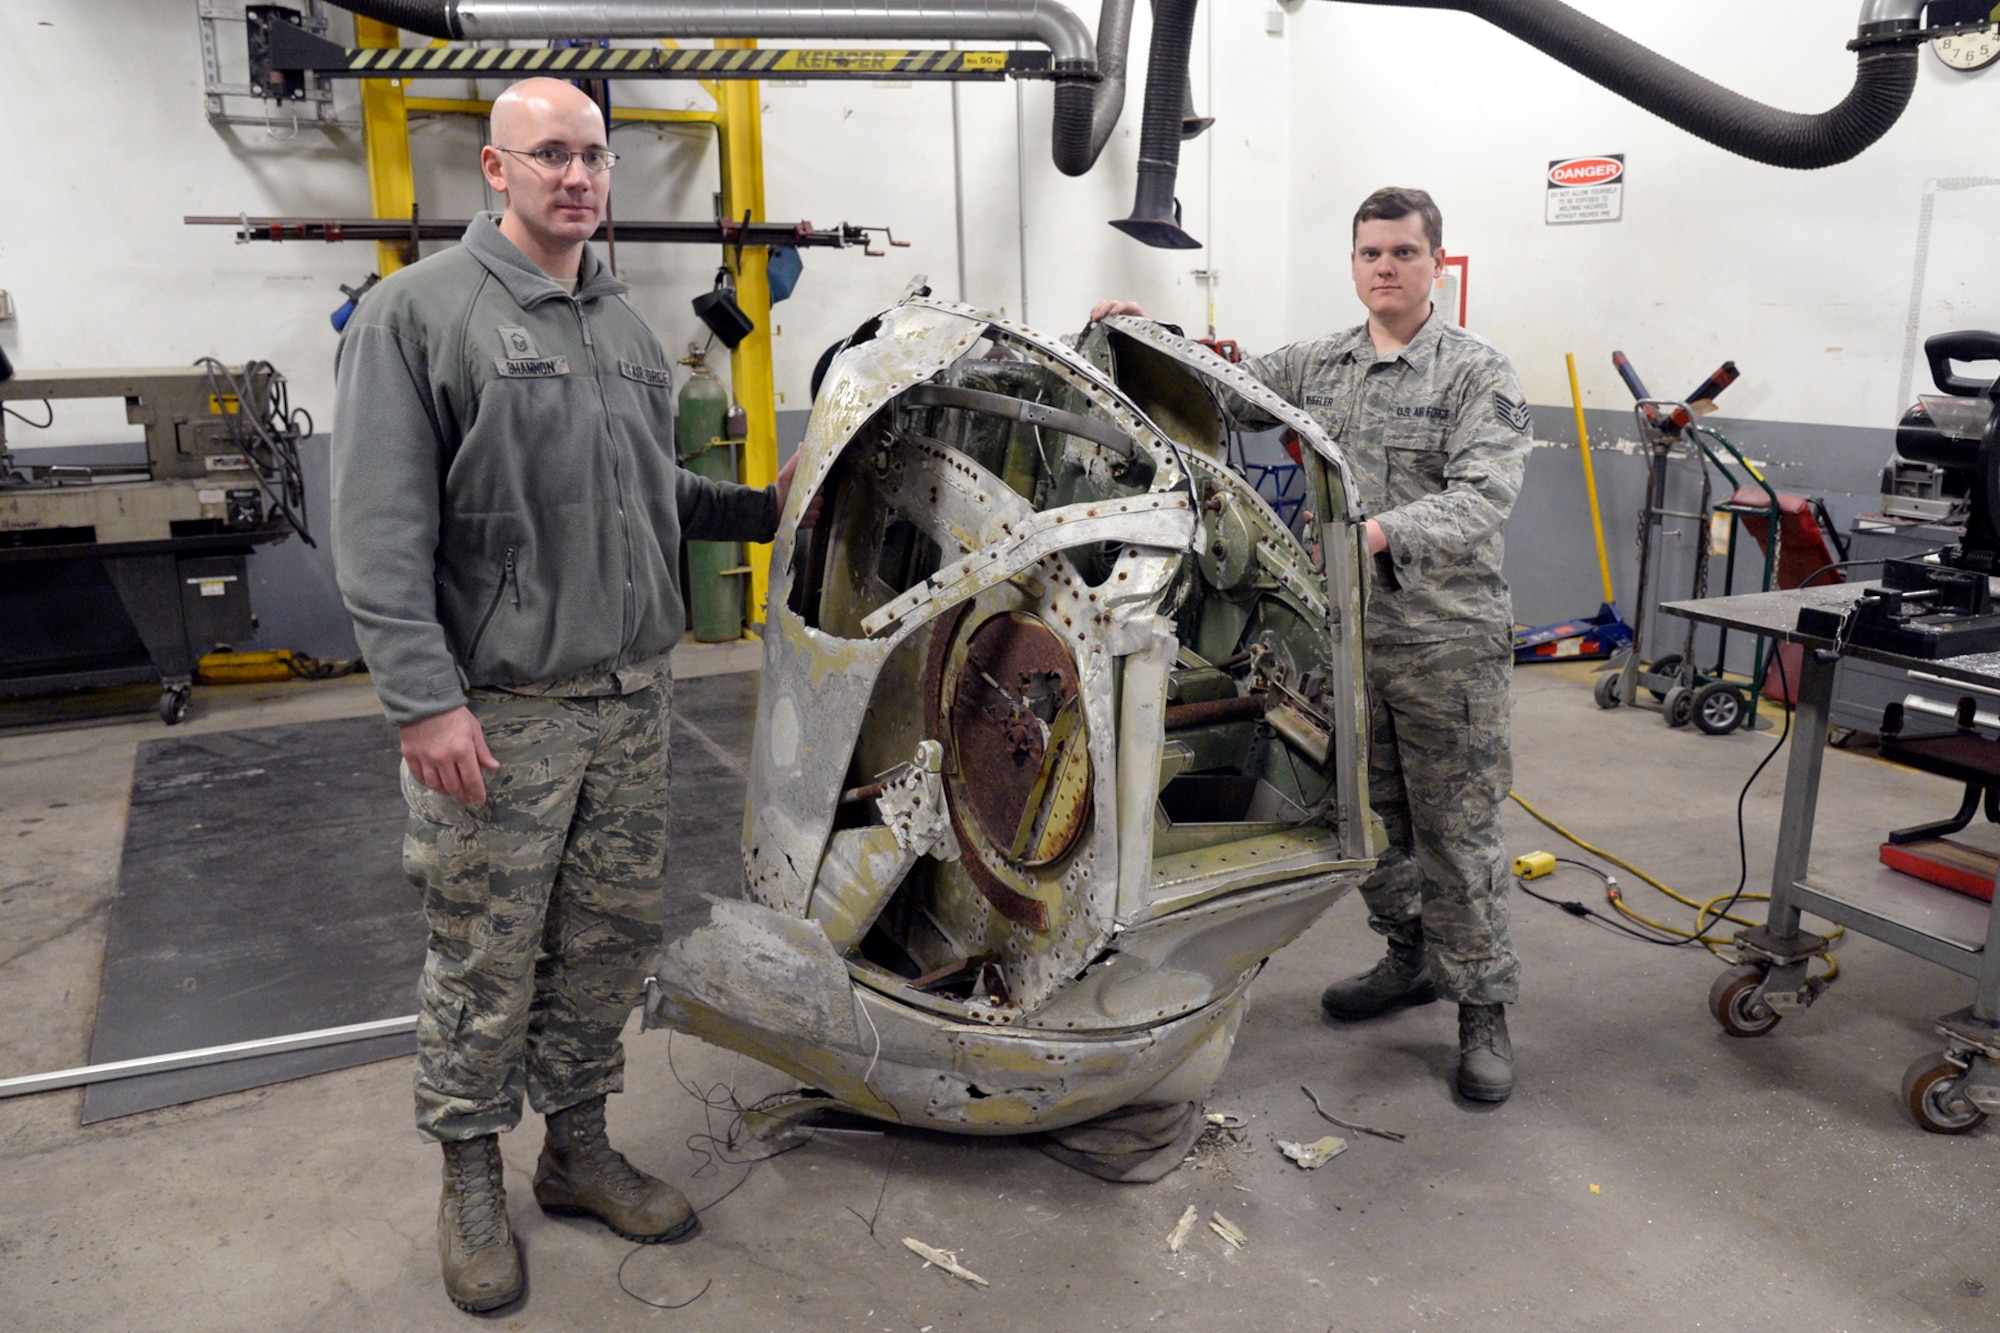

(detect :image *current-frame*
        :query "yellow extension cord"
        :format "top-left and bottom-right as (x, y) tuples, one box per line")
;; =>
(1507, 790), (1842, 977)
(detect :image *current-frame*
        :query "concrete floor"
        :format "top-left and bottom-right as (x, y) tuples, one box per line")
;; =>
(3, 652), (1997, 1331)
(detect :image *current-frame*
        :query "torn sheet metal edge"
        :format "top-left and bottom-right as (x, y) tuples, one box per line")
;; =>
(650, 912), (1259, 1134)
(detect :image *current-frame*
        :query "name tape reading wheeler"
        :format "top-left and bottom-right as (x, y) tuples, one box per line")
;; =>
(1546, 154), (1625, 226)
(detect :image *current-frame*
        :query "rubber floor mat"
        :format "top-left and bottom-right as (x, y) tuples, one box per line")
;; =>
(82, 671), (759, 1122)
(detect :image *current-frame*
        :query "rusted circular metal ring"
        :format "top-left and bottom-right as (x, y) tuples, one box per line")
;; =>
(924, 604), (1091, 931)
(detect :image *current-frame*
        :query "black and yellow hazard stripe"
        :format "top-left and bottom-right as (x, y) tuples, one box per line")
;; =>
(335, 45), (1044, 80)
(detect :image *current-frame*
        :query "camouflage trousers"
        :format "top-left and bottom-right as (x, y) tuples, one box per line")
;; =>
(401, 677), (672, 1142)
(1361, 633), (1519, 1005)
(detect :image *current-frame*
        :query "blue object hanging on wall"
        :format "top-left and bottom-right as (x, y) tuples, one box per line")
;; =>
(767, 245), (803, 304)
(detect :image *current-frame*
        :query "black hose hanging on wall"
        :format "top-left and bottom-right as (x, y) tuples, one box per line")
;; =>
(1052, 77), (1101, 177)
(1109, 0), (1203, 249)
(1328, 0), (1921, 170)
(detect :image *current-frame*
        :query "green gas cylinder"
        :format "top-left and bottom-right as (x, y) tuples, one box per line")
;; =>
(676, 354), (745, 642)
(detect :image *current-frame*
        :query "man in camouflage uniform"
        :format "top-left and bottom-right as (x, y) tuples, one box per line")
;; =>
(1093, 186), (1529, 1103)
(332, 79), (796, 1312)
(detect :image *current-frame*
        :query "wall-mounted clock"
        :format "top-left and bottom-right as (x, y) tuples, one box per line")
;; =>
(1927, 0), (2000, 70)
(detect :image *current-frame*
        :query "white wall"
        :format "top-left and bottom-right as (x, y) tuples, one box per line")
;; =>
(7, 0), (1993, 639)
(1281, 0), (2000, 427)
(5, 0), (1993, 437)
(0, 0), (1294, 448)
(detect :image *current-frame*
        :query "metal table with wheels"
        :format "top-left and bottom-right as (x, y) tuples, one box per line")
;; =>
(1662, 583), (2000, 1134)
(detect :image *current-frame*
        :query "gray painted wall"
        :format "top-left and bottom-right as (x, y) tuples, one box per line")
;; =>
(1507, 406), (1899, 678)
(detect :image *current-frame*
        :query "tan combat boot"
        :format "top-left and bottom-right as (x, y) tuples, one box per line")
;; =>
(533, 1096), (697, 1243)
(1319, 941), (1439, 1020)
(438, 1135), (522, 1313)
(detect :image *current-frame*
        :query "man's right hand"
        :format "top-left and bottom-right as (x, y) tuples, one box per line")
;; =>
(1090, 299), (1148, 322)
(401, 706), (500, 805)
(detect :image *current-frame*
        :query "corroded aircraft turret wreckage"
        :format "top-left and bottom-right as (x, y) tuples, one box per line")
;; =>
(645, 292), (1381, 1179)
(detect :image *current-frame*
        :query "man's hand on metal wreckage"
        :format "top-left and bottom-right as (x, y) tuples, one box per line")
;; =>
(775, 451), (824, 528)
(1087, 297), (1384, 559)
(401, 706), (501, 805)
(1090, 299), (1148, 321)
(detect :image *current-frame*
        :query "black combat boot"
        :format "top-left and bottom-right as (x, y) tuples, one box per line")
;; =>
(534, 1095), (697, 1243)
(438, 1135), (522, 1313)
(1456, 1002), (1514, 1103)
(1319, 941), (1439, 1020)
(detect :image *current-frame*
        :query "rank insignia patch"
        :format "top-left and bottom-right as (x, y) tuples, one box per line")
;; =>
(497, 325), (538, 358)
(1493, 393), (1532, 433)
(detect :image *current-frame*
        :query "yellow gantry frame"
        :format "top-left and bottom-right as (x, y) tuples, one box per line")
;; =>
(353, 26), (779, 627)
(354, 18), (413, 278)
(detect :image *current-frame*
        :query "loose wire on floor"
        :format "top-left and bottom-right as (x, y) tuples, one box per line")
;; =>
(664, 1030), (820, 1177)
(844, 1136), (902, 1246)
(616, 1032), (830, 1312)
(616, 1248), (711, 1311)
(1512, 857), (1685, 947)
(1511, 646), (1839, 980)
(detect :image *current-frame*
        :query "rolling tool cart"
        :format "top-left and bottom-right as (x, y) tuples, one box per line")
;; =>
(1662, 331), (2000, 1135)
(1592, 352), (1780, 734)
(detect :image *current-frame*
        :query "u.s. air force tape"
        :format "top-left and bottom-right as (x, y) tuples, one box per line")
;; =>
(494, 356), (570, 378)
(619, 361), (673, 387)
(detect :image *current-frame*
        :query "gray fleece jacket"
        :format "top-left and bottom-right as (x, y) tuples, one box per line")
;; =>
(331, 214), (777, 725)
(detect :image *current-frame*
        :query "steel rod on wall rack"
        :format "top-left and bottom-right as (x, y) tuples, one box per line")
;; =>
(185, 215), (904, 251)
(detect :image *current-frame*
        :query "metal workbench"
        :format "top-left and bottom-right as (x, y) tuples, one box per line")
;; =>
(1662, 584), (2000, 1132)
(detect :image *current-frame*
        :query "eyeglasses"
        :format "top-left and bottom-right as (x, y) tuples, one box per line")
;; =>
(494, 145), (619, 174)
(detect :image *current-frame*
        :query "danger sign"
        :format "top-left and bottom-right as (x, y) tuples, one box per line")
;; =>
(1546, 154), (1624, 225)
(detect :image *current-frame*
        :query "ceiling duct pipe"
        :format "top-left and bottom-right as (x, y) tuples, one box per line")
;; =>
(1029, 0), (1191, 170)
(1324, 0), (1925, 169)
(1082, 0), (1136, 166)
(1108, 0), (1201, 249)
(325, 0), (1117, 175)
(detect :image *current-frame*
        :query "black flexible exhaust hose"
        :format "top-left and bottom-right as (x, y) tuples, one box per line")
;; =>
(1330, 0), (1917, 169)
(1052, 64), (1100, 177)
(1109, 0), (1201, 247)
(333, 0), (459, 39)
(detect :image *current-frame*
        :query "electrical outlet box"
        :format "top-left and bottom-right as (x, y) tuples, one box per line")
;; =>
(0, 290), (14, 321)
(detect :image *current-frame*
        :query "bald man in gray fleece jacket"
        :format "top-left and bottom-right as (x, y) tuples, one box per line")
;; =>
(332, 78), (796, 1314)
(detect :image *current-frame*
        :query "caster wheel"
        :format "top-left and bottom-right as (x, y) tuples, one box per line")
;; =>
(1593, 671), (1622, 710)
(1902, 1055), (1987, 1134)
(1693, 681), (1748, 735)
(1828, 727), (1856, 749)
(1662, 684), (1694, 728)
(1708, 964), (1781, 1038)
(1646, 654), (1683, 701)
(160, 686), (191, 726)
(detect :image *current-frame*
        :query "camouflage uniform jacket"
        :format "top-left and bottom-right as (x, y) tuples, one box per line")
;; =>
(331, 214), (779, 726)
(1237, 309), (1532, 645)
